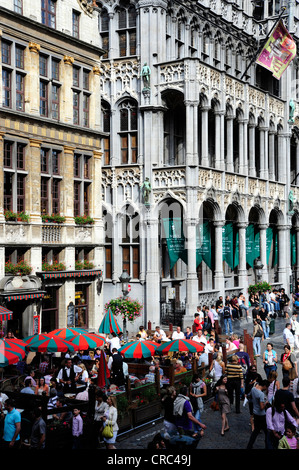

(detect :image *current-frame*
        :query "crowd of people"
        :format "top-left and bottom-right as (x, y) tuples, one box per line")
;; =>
(1, 285), (299, 450)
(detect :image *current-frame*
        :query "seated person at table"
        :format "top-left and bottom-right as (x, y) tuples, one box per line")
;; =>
(184, 327), (193, 340)
(138, 326), (148, 340)
(172, 326), (185, 340)
(174, 360), (187, 375)
(153, 326), (170, 343)
(51, 397), (72, 422)
(145, 366), (162, 386)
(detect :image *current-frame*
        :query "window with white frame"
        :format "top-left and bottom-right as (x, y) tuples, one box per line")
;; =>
(1, 39), (26, 111)
(14, 0), (23, 14)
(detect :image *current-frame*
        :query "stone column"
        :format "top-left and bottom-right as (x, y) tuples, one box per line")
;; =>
(238, 119), (244, 174)
(214, 220), (225, 297)
(259, 127), (265, 179)
(28, 139), (42, 224)
(226, 116), (234, 172)
(259, 224), (268, 281)
(0, 132), (5, 222)
(90, 66), (102, 131)
(277, 132), (287, 183)
(237, 222), (247, 291)
(26, 42), (40, 115)
(214, 111), (221, 169)
(62, 146), (75, 223)
(145, 215), (160, 327)
(184, 218), (198, 328)
(201, 106), (210, 167)
(248, 122), (256, 177)
(61, 55), (74, 124)
(277, 225), (288, 288)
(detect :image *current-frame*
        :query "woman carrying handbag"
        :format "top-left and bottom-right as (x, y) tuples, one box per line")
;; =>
(281, 345), (298, 381)
(102, 396), (119, 449)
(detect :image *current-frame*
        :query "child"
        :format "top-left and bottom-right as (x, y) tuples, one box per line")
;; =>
(72, 408), (83, 449)
(278, 423), (299, 449)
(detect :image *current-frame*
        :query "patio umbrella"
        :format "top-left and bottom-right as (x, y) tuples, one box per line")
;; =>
(0, 306), (13, 321)
(22, 333), (52, 345)
(49, 327), (88, 341)
(98, 308), (122, 335)
(24, 334), (80, 353)
(118, 340), (158, 359)
(70, 332), (105, 350)
(0, 338), (26, 367)
(156, 339), (205, 355)
(97, 350), (110, 388)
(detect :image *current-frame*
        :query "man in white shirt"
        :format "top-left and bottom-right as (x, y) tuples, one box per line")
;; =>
(192, 330), (207, 345)
(106, 332), (121, 352)
(153, 326), (169, 343)
(57, 359), (82, 393)
(172, 326), (185, 340)
(283, 323), (295, 351)
(291, 313), (299, 349)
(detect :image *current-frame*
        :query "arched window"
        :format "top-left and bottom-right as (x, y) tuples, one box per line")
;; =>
(119, 100), (138, 164)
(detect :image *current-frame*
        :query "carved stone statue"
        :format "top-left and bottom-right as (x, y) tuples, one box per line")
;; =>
(141, 62), (151, 89)
(289, 99), (295, 122)
(141, 177), (151, 204)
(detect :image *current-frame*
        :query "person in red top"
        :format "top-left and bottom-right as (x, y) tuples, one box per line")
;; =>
(193, 311), (203, 333)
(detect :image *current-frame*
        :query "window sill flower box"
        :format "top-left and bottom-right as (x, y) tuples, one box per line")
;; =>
(41, 214), (66, 224)
(74, 215), (95, 225)
(4, 210), (29, 222)
(75, 260), (95, 270)
(42, 261), (67, 272)
(5, 260), (32, 275)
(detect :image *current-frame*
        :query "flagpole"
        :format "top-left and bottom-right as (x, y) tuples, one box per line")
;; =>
(240, 6), (287, 81)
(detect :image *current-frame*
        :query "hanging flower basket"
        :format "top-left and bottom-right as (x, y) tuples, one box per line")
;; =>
(104, 296), (143, 322)
(248, 281), (272, 295)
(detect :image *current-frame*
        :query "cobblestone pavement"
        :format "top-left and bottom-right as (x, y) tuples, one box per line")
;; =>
(114, 314), (294, 450)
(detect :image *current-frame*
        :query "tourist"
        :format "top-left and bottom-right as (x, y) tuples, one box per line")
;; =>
(102, 396), (118, 449)
(30, 407), (46, 450)
(267, 370), (280, 405)
(215, 375), (231, 436)
(193, 308), (203, 332)
(280, 344), (297, 381)
(266, 398), (298, 449)
(172, 326), (185, 340)
(238, 292), (250, 320)
(244, 365), (263, 432)
(106, 332), (121, 353)
(225, 355), (244, 414)
(225, 337), (238, 353)
(161, 386), (177, 438)
(222, 301), (233, 335)
(39, 355), (50, 375)
(173, 385), (207, 439)
(189, 373), (207, 433)
(184, 326), (193, 340)
(25, 368), (37, 388)
(210, 352), (225, 383)
(72, 408), (83, 449)
(262, 343), (278, 379)
(280, 288), (290, 319)
(1, 398), (21, 449)
(34, 376), (49, 396)
(153, 326), (170, 343)
(93, 391), (109, 448)
(246, 380), (269, 449)
(252, 319), (264, 356)
(274, 376), (299, 419)
(283, 323), (295, 352)
(192, 329), (206, 346)
(138, 326), (148, 340)
(21, 378), (35, 395)
(259, 307), (270, 339)
(278, 423), (299, 449)
(291, 312), (299, 349)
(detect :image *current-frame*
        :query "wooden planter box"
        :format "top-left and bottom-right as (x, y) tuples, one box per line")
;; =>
(132, 401), (161, 427)
(118, 412), (132, 432)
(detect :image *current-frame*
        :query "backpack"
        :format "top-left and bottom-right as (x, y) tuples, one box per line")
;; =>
(223, 306), (231, 319)
(238, 355), (248, 375)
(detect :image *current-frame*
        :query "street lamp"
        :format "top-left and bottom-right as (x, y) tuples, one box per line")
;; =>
(119, 269), (131, 342)
(254, 258), (264, 307)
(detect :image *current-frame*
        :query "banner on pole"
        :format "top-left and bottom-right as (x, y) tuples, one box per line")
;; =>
(256, 20), (296, 79)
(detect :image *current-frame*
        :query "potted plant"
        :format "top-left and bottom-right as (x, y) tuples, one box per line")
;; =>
(74, 215), (95, 225)
(248, 281), (272, 295)
(42, 261), (67, 272)
(130, 385), (161, 426)
(41, 213), (66, 224)
(17, 212), (30, 222)
(5, 260), (32, 275)
(4, 210), (18, 222)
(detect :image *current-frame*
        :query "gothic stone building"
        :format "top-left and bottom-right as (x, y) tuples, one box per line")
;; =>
(2, 0), (299, 336)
